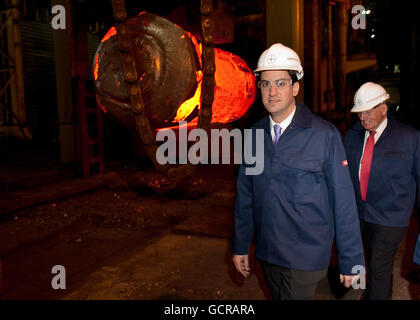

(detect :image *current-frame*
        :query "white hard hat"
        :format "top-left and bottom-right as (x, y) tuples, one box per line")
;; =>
(254, 43), (304, 80)
(351, 82), (390, 112)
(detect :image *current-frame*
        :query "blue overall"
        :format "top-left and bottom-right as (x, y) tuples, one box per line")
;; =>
(231, 104), (365, 275)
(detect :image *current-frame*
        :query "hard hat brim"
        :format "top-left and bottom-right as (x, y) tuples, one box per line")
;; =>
(253, 66), (304, 80)
(350, 94), (390, 112)
(351, 105), (377, 113)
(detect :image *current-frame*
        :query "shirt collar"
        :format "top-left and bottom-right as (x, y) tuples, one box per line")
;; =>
(365, 117), (388, 142)
(269, 106), (296, 134)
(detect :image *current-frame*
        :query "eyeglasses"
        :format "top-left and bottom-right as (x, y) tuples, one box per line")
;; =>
(258, 79), (293, 90)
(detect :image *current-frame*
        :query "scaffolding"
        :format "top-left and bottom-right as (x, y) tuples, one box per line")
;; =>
(0, 0), (31, 140)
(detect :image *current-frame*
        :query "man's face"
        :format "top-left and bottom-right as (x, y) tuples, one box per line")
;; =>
(357, 103), (388, 131)
(260, 70), (299, 121)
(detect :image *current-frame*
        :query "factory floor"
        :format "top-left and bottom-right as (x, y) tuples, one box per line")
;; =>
(0, 140), (420, 301)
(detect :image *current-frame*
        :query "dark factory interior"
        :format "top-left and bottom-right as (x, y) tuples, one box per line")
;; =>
(0, 0), (419, 302)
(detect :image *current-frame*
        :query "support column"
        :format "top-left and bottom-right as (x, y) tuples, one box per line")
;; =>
(265, 0), (304, 102)
(312, 0), (321, 114)
(5, 0), (31, 140)
(336, 1), (349, 110)
(52, 0), (75, 164)
(326, 3), (336, 112)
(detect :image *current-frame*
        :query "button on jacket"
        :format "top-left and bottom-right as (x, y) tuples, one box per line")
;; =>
(343, 116), (420, 227)
(231, 104), (365, 275)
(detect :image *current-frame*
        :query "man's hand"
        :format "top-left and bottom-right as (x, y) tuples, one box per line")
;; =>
(340, 274), (360, 288)
(233, 254), (250, 277)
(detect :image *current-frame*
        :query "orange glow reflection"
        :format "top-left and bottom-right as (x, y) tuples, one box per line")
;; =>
(101, 27), (117, 43)
(172, 32), (203, 123)
(96, 96), (107, 113)
(93, 53), (99, 81)
(172, 31), (256, 127)
(173, 78), (202, 122)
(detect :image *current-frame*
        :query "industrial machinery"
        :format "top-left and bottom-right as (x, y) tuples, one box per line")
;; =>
(93, 0), (256, 188)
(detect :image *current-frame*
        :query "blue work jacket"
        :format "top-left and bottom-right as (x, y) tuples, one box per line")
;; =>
(343, 116), (420, 227)
(414, 234), (420, 265)
(231, 104), (365, 275)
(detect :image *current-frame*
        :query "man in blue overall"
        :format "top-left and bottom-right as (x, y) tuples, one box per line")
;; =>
(231, 43), (365, 300)
(343, 82), (420, 299)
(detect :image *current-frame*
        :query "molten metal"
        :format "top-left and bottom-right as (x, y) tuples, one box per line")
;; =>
(166, 31), (256, 126)
(93, 12), (256, 131)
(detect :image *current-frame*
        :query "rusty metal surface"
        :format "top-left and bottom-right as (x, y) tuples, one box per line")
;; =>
(95, 1), (218, 183)
(198, 0), (215, 131)
(95, 12), (199, 129)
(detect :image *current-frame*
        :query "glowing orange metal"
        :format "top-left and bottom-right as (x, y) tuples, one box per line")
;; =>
(96, 19), (256, 132)
(101, 27), (117, 43)
(173, 32), (256, 127)
(93, 53), (99, 81)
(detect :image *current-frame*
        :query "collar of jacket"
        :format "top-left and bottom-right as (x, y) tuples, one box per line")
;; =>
(253, 103), (313, 132)
(350, 112), (394, 144)
(292, 103), (313, 129)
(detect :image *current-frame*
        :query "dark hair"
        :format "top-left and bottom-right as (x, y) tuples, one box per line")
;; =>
(256, 70), (299, 83)
(288, 70), (298, 84)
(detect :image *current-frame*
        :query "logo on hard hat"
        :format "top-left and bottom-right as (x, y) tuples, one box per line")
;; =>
(356, 97), (362, 105)
(266, 54), (276, 64)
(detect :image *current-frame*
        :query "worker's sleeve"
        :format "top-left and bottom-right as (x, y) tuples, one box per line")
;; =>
(414, 131), (420, 210)
(230, 131), (255, 255)
(411, 132), (420, 266)
(414, 234), (420, 266)
(324, 127), (365, 275)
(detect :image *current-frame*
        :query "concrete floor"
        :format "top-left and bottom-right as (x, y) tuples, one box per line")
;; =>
(1, 180), (419, 301)
(1, 141), (420, 300)
(61, 192), (420, 301)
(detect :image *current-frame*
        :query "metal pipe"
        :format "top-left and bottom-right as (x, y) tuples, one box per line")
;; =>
(327, 2), (336, 112)
(312, 0), (320, 114)
(337, 1), (348, 110)
(7, 0), (31, 139)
